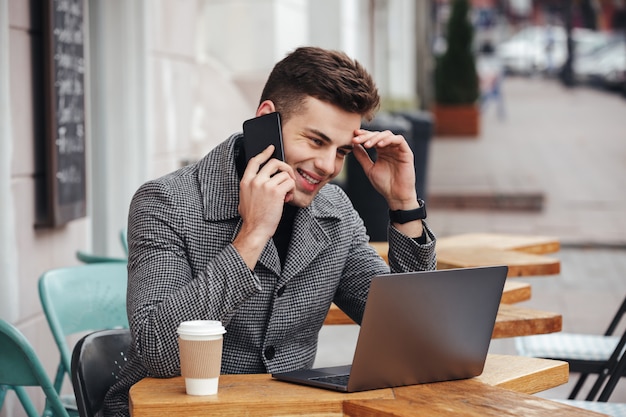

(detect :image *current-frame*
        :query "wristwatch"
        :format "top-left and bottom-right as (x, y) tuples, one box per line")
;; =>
(389, 199), (427, 223)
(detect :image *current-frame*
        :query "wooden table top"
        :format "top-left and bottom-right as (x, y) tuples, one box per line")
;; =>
(324, 303), (561, 339)
(369, 233), (562, 277)
(324, 279), (531, 326)
(436, 233), (560, 254)
(343, 381), (606, 416)
(492, 303), (562, 338)
(328, 234), (562, 334)
(129, 355), (603, 417)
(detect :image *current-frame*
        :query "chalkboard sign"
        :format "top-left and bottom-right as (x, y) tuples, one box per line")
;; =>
(41, 0), (87, 226)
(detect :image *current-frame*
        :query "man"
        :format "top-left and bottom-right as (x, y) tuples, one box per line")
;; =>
(104, 46), (435, 417)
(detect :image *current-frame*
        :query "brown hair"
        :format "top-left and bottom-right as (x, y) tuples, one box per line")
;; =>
(260, 46), (380, 122)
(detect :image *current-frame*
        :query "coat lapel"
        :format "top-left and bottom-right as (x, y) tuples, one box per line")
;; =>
(258, 240), (282, 276)
(199, 135), (242, 223)
(280, 197), (339, 284)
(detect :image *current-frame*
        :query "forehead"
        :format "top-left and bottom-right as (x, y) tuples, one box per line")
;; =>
(287, 97), (362, 145)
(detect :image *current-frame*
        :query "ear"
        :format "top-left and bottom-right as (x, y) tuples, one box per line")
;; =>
(256, 100), (276, 117)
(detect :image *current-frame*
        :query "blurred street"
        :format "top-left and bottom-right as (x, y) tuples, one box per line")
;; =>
(428, 75), (626, 402)
(427, 76), (626, 247)
(317, 76), (626, 403)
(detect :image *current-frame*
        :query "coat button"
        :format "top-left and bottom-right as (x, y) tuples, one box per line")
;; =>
(277, 285), (286, 297)
(264, 346), (276, 360)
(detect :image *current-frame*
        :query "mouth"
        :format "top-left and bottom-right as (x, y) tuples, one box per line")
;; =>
(297, 168), (322, 186)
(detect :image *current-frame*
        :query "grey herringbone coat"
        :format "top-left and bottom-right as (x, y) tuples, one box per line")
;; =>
(103, 134), (436, 417)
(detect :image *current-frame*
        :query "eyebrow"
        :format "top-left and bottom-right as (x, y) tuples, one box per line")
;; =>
(307, 128), (354, 152)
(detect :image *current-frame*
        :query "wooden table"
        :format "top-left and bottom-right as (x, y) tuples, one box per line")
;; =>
(129, 355), (605, 416)
(325, 279), (531, 326)
(369, 232), (561, 277)
(344, 234), (562, 335)
(343, 380), (606, 416)
(324, 302), (561, 338)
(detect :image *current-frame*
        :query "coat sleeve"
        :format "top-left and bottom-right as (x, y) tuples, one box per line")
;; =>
(331, 189), (437, 325)
(126, 179), (259, 378)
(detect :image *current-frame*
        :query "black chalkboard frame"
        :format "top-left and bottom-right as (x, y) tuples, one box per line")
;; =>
(41, 0), (87, 227)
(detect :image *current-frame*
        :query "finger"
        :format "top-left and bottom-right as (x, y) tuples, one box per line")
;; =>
(263, 171), (296, 202)
(258, 158), (296, 181)
(354, 130), (401, 148)
(243, 145), (276, 177)
(265, 170), (295, 187)
(352, 129), (378, 145)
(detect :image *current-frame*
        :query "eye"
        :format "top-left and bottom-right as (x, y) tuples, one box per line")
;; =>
(337, 149), (350, 158)
(309, 137), (323, 146)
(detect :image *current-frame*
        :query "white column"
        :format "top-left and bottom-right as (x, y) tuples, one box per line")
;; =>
(0, 0), (19, 321)
(386, 0), (416, 106)
(88, 0), (149, 256)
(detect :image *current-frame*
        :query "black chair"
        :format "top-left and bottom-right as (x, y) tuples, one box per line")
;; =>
(71, 329), (132, 417)
(586, 326), (626, 402)
(516, 294), (626, 399)
(555, 330), (626, 416)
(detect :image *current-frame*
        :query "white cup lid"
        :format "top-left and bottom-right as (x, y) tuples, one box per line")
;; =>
(177, 320), (226, 336)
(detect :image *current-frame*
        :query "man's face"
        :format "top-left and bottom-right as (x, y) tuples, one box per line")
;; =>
(280, 97), (362, 208)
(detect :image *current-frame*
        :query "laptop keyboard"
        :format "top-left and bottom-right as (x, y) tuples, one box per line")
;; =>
(309, 374), (350, 386)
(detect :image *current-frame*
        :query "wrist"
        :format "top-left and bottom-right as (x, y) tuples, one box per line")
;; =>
(389, 199), (427, 224)
(387, 201), (419, 212)
(233, 222), (272, 269)
(386, 191), (419, 211)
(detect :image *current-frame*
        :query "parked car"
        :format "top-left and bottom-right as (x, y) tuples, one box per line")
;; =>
(497, 26), (610, 76)
(575, 36), (626, 90)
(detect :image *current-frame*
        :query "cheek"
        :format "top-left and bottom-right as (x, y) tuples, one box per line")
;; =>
(332, 159), (345, 177)
(282, 141), (306, 164)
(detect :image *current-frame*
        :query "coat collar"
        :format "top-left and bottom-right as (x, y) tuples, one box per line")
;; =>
(198, 134), (243, 222)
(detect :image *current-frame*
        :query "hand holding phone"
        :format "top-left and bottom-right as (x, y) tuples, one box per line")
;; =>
(242, 112), (285, 164)
(236, 112), (293, 266)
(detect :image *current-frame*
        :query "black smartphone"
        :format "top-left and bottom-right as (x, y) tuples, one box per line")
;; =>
(242, 112), (285, 164)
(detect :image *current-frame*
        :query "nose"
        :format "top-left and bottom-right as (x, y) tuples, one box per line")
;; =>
(314, 148), (337, 176)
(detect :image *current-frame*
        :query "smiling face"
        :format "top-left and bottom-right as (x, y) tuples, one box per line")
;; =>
(278, 97), (362, 208)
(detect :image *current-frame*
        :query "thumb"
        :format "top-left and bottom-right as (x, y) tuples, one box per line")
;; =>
(352, 144), (373, 172)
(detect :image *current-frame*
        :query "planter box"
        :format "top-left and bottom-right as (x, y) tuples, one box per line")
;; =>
(433, 104), (480, 137)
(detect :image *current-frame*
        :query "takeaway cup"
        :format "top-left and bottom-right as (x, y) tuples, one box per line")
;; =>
(177, 320), (226, 395)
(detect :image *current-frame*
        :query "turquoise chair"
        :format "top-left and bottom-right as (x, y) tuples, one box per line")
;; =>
(119, 229), (128, 256)
(75, 250), (126, 264)
(0, 319), (70, 417)
(38, 263), (129, 414)
(75, 228), (129, 264)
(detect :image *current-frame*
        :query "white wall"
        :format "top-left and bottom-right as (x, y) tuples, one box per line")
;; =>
(2, 1), (89, 415)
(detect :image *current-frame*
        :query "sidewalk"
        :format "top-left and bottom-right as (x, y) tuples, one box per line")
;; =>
(426, 77), (626, 247)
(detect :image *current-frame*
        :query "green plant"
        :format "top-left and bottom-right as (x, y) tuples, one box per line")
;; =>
(435, 0), (479, 105)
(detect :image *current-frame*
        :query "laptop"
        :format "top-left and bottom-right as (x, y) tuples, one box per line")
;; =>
(272, 265), (508, 392)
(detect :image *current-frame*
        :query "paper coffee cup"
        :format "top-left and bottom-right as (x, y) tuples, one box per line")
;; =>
(177, 320), (226, 396)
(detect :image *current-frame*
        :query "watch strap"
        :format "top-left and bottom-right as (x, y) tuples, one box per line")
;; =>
(389, 199), (427, 223)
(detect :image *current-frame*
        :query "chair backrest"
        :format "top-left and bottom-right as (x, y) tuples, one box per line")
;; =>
(119, 228), (128, 256)
(604, 295), (626, 336)
(0, 320), (69, 417)
(591, 326), (626, 402)
(71, 329), (132, 417)
(75, 250), (127, 264)
(38, 263), (129, 397)
(585, 294), (626, 401)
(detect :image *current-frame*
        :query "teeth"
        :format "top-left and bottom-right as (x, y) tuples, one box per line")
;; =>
(299, 169), (320, 185)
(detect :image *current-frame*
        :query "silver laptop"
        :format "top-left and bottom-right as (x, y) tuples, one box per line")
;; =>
(272, 265), (508, 392)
